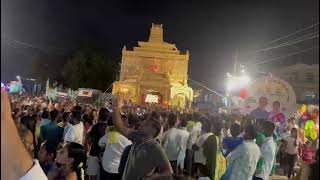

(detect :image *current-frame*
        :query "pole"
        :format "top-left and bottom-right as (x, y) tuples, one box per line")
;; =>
(233, 50), (239, 75)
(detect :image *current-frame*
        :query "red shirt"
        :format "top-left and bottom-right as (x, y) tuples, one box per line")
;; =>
(301, 147), (316, 164)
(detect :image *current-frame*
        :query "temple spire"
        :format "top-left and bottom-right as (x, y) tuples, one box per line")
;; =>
(148, 23), (163, 43)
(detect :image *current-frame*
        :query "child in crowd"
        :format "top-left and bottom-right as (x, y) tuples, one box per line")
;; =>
(284, 128), (301, 179)
(300, 141), (316, 165)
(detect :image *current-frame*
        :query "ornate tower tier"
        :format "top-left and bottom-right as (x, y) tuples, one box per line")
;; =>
(112, 23), (193, 109)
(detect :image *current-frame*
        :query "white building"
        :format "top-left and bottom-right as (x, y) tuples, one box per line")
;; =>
(271, 64), (319, 104)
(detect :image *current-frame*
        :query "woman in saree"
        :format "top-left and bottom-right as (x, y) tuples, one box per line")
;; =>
(268, 101), (286, 137)
(203, 120), (226, 180)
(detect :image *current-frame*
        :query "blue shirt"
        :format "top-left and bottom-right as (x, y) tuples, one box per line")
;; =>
(223, 137), (244, 156)
(250, 108), (270, 120)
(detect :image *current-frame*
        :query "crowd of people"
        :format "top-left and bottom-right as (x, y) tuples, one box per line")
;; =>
(1, 90), (319, 180)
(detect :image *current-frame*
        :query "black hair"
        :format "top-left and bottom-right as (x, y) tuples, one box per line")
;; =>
(128, 113), (140, 129)
(201, 117), (212, 133)
(20, 115), (31, 126)
(168, 113), (178, 127)
(82, 114), (93, 126)
(72, 106), (82, 122)
(98, 108), (109, 122)
(50, 109), (59, 122)
(66, 143), (87, 180)
(213, 121), (223, 135)
(62, 112), (70, 123)
(148, 111), (162, 138)
(107, 116), (114, 126)
(180, 115), (188, 127)
(42, 141), (57, 161)
(41, 111), (50, 119)
(230, 123), (242, 138)
(273, 101), (281, 106)
(244, 125), (258, 140)
(262, 121), (275, 137)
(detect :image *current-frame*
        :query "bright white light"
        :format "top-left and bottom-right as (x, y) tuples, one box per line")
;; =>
(16, 75), (20, 80)
(1, 83), (4, 88)
(241, 69), (246, 73)
(226, 80), (236, 91)
(226, 72), (232, 77)
(239, 75), (250, 84)
(226, 74), (251, 92)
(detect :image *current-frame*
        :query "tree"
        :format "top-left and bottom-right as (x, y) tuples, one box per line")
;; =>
(62, 45), (118, 90)
(32, 53), (67, 85)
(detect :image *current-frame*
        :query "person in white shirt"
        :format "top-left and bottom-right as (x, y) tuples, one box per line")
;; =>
(254, 121), (276, 180)
(64, 106), (84, 145)
(227, 124), (261, 180)
(192, 118), (212, 177)
(98, 120), (132, 180)
(162, 113), (190, 174)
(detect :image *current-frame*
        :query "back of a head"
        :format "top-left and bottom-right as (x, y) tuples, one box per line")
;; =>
(128, 113), (140, 129)
(50, 109), (59, 122)
(245, 124), (258, 140)
(262, 121), (275, 137)
(230, 123), (242, 138)
(98, 108), (109, 122)
(186, 113), (193, 121)
(168, 112), (178, 127)
(41, 111), (50, 119)
(62, 112), (70, 123)
(82, 114), (93, 126)
(72, 106), (82, 122)
(148, 111), (162, 138)
(149, 111), (161, 121)
(66, 143), (87, 176)
(20, 115), (32, 127)
(201, 117), (212, 133)
(180, 115), (188, 127)
(213, 121), (223, 135)
(107, 116), (114, 126)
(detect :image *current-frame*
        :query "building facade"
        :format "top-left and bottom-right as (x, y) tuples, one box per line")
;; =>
(112, 23), (193, 108)
(272, 64), (319, 104)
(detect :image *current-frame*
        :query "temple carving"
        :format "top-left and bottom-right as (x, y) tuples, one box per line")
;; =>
(112, 23), (193, 108)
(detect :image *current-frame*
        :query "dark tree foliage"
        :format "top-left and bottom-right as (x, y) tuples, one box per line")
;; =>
(32, 41), (119, 90)
(61, 43), (119, 90)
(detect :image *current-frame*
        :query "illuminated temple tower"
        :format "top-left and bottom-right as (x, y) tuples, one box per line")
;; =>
(112, 23), (193, 108)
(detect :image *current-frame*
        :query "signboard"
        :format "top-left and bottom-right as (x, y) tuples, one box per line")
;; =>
(145, 94), (159, 103)
(57, 92), (68, 103)
(78, 89), (93, 97)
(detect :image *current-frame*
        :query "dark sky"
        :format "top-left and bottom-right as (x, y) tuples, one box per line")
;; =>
(1, 0), (319, 91)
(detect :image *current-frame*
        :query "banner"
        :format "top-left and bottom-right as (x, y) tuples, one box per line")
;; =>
(78, 89), (93, 97)
(9, 81), (22, 93)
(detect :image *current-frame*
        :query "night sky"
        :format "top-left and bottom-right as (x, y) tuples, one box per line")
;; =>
(1, 0), (319, 91)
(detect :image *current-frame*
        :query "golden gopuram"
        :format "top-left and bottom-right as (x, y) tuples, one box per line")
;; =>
(112, 23), (193, 109)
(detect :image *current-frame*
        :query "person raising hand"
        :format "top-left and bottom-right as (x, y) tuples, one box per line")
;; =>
(1, 90), (47, 180)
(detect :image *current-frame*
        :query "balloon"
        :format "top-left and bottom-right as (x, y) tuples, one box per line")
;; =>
(298, 104), (307, 113)
(239, 88), (248, 99)
(305, 120), (318, 140)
